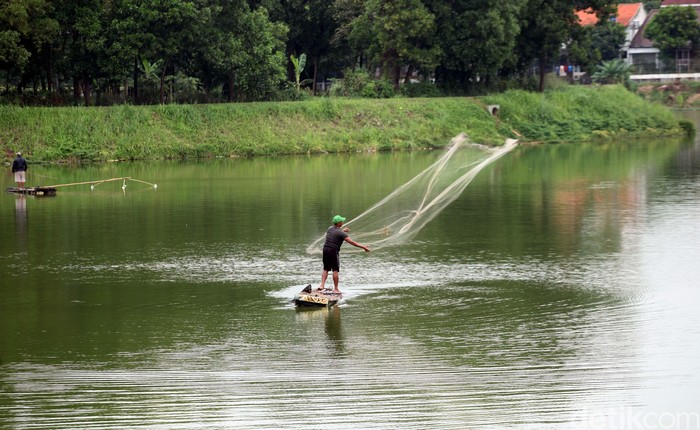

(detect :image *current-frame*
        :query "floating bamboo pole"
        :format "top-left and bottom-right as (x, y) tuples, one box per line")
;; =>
(48, 177), (131, 188)
(128, 178), (157, 187)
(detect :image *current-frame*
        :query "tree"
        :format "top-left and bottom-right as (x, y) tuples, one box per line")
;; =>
(567, 20), (625, 77)
(361, 0), (441, 88)
(335, 0), (374, 73)
(330, 0), (366, 70)
(0, 29), (31, 75)
(567, 24), (600, 78)
(591, 21), (627, 62)
(645, 6), (700, 57)
(515, 0), (613, 92)
(51, 0), (108, 105)
(0, 0), (59, 92)
(254, 0), (338, 94)
(107, 0), (199, 104)
(427, 0), (525, 93)
(231, 7), (287, 101)
(644, 1), (661, 12)
(191, 2), (287, 102)
(295, 0), (338, 94)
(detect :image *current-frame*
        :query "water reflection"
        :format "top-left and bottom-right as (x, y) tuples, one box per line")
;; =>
(295, 306), (346, 356)
(14, 195), (27, 249)
(1, 133), (700, 429)
(325, 306), (345, 354)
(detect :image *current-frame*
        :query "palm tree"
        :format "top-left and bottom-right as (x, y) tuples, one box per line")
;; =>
(591, 59), (632, 85)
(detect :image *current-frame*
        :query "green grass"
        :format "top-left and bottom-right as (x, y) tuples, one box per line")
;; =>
(0, 86), (685, 162)
(484, 85), (682, 143)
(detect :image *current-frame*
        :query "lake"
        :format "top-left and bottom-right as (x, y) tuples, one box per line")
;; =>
(1, 117), (700, 429)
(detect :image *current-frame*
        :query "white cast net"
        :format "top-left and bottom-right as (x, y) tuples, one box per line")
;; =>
(306, 133), (518, 254)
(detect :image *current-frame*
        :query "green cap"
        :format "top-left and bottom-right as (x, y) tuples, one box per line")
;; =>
(332, 215), (346, 224)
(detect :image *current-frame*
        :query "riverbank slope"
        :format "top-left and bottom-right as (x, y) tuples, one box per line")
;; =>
(1, 85), (687, 162)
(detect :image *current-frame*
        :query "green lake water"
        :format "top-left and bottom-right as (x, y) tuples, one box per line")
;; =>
(1, 118), (700, 429)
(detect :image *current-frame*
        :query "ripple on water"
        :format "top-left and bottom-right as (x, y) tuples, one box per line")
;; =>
(2, 238), (693, 429)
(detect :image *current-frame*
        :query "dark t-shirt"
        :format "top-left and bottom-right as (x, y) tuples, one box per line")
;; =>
(323, 226), (348, 251)
(12, 157), (27, 173)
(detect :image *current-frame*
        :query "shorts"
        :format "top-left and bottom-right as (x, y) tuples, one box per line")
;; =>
(14, 171), (26, 182)
(322, 247), (340, 272)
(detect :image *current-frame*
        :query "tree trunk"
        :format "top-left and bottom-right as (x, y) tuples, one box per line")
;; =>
(286, 48), (296, 82)
(538, 55), (547, 93)
(393, 63), (401, 90)
(312, 55), (319, 95)
(73, 77), (81, 104)
(82, 79), (91, 107)
(228, 71), (236, 103)
(404, 64), (414, 84)
(159, 61), (167, 104)
(133, 57), (139, 104)
(46, 46), (53, 93)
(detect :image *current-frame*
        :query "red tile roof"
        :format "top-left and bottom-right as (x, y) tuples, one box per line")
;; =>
(576, 3), (643, 27)
(576, 8), (599, 26)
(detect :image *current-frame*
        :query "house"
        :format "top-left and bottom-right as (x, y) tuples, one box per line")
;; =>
(627, 0), (700, 77)
(575, 3), (647, 51)
(627, 9), (662, 73)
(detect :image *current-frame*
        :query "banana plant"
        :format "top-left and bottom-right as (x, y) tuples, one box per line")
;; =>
(140, 58), (162, 85)
(290, 53), (312, 92)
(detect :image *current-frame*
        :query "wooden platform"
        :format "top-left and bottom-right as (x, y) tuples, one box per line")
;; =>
(5, 187), (57, 196)
(293, 285), (343, 308)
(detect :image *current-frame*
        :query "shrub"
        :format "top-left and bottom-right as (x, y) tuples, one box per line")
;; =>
(329, 69), (394, 98)
(679, 119), (696, 136)
(400, 81), (443, 97)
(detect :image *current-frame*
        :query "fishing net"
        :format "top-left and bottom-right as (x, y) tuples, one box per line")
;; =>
(306, 133), (518, 254)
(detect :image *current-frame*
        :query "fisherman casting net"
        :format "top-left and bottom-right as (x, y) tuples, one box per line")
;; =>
(306, 133), (518, 254)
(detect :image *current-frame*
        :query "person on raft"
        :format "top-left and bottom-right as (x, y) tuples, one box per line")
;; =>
(11, 152), (28, 189)
(318, 214), (370, 293)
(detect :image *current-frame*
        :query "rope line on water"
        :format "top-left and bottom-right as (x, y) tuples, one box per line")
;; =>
(45, 177), (158, 189)
(27, 171), (60, 180)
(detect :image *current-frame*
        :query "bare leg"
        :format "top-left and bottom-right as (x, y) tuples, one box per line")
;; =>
(319, 270), (329, 290)
(332, 271), (340, 293)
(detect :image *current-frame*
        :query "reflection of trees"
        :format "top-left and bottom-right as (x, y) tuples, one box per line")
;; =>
(429, 138), (688, 258)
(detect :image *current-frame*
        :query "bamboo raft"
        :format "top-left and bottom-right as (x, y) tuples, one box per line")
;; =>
(5, 187), (57, 196)
(5, 177), (157, 196)
(293, 285), (343, 308)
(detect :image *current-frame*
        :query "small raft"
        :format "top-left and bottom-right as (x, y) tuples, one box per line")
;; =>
(294, 285), (343, 308)
(5, 187), (57, 196)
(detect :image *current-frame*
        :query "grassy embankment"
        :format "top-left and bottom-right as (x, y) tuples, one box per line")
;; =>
(0, 85), (688, 162)
(635, 81), (700, 109)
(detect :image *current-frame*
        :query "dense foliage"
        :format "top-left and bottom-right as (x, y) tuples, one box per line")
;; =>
(645, 5), (700, 61)
(0, 0), (640, 105)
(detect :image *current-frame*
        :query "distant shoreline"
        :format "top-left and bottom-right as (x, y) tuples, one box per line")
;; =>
(1, 85), (687, 163)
